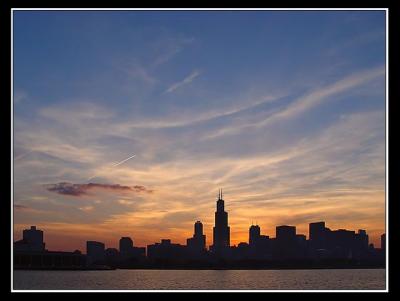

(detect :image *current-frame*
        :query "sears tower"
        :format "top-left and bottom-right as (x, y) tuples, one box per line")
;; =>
(212, 189), (230, 251)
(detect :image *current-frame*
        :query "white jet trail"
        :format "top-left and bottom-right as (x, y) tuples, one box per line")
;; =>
(111, 154), (136, 167)
(87, 153), (136, 181)
(14, 150), (35, 161)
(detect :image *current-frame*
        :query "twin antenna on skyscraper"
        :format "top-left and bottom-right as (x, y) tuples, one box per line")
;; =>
(218, 188), (223, 200)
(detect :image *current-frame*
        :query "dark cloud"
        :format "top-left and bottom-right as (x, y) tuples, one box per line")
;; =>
(45, 182), (153, 197)
(133, 185), (154, 193)
(14, 204), (28, 210)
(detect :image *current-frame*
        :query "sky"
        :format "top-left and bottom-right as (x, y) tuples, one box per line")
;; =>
(13, 10), (386, 252)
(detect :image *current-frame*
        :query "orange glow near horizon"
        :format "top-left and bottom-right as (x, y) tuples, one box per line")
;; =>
(13, 188), (385, 252)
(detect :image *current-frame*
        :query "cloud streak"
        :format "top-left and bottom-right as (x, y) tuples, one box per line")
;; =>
(45, 182), (153, 197)
(164, 70), (201, 93)
(269, 65), (385, 122)
(205, 65), (385, 139)
(115, 93), (283, 130)
(14, 90), (28, 104)
(14, 204), (29, 210)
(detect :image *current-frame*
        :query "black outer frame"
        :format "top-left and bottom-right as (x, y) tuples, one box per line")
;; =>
(1, 0), (399, 297)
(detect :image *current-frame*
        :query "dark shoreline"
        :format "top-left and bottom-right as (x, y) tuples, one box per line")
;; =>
(14, 266), (385, 271)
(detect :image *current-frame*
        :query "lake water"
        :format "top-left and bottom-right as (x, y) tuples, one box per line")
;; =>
(13, 269), (386, 290)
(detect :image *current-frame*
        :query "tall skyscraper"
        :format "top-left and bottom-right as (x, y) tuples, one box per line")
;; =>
(249, 224), (261, 246)
(275, 225), (297, 259)
(194, 221), (204, 238)
(187, 221), (206, 254)
(212, 189), (230, 251)
(309, 221), (327, 250)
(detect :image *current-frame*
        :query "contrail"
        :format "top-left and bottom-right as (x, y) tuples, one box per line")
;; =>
(14, 150), (35, 161)
(111, 154), (136, 167)
(87, 153), (136, 181)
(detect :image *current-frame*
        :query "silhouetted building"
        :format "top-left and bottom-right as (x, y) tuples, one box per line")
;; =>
(309, 221), (327, 250)
(307, 222), (384, 261)
(14, 227), (86, 269)
(296, 234), (306, 241)
(120, 237), (133, 253)
(356, 229), (369, 249)
(14, 226), (45, 252)
(328, 229), (356, 258)
(147, 239), (187, 261)
(12, 195), (385, 270)
(187, 221), (206, 257)
(231, 242), (250, 260)
(276, 225), (296, 240)
(381, 233), (386, 251)
(275, 225), (297, 259)
(211, 189), (230, 253)
(119, 236), (145, 261)
(14, 250), (86, 269)
(249, 225), (260, 246)
(296, 234), (308, 258)
(105, 248), (119, 257)
(105, 248), (119, 264)
(248, 224), (271, 259)
(353, 229), (369, 258)
(86, 241), (105, 264)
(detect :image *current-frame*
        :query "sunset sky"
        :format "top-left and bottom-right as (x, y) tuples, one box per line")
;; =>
(13, 10), (386, 251)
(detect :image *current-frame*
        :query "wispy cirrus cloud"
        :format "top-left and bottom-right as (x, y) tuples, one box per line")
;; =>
(268, 65), (385, 122)
(164, 70), (201, 93)
(14, 90), (28, 104)
(78, 205), (94, 212)
(118, 199), (134, 206)
(205, 65), (385, 139)
(151, 36), (195, 67)
(115, 93), (283, 130)
(325, 29), (385, 57)
(125, 63), (157, 84)
(120, 35), (195, 86)
(45, 182), (153, 197)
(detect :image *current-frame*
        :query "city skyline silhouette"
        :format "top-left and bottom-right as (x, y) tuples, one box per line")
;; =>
(14, 190), (385, 251)
(14, 191), (386, 270)
(14, 187), (385, 252)
(13, 10), (385, 258)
